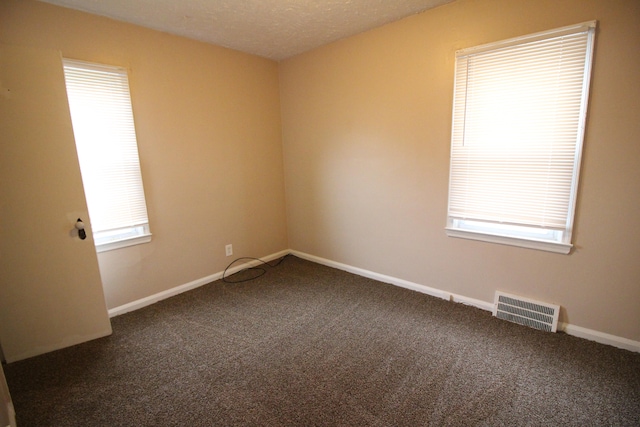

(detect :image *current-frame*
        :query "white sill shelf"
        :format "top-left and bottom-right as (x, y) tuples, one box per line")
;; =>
(95, 234), (152, 253)
(445, 228), (572, 254)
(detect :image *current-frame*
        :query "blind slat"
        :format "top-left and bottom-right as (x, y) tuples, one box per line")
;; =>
(63, 59), (149, 236)
(448, 23), (595, 233)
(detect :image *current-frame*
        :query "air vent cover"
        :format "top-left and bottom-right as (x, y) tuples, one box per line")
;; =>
(493, 291), (560, 332)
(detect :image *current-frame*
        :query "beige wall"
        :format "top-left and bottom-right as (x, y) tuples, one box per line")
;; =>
(1, 0), (638, 350)
(1, 0), (289, 309)
(280, 0), (640, 342)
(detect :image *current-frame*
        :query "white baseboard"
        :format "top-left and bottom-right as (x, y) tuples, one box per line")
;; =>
(290, 250), (639, 353)
(108, 248), (640, 353)
(107, 249), (290, 317)
(290, 250), (452, 302)
(449, 293), (494, 312)
(558, 322), (640, 353)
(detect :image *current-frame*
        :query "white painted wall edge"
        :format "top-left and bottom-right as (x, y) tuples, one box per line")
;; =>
(108, 249), (290, 317)
(0, 364), (16, 427)
(7, 401), (15, 427)
(109, 248), (640, 353)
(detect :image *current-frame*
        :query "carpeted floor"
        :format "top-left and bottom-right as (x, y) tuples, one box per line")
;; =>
(3, 255), (640, 426)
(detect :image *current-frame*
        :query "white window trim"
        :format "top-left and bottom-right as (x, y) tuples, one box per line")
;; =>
(445, 21), (596, 254)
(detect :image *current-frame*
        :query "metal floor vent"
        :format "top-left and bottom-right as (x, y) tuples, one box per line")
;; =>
(493, 291), (560, 333)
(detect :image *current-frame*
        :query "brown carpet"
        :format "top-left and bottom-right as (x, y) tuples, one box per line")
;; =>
(3, 255), (640, 426)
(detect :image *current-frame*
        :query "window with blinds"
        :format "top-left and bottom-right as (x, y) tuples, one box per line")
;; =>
(63, 58), (151, 252)
(446, 22), (596, 254)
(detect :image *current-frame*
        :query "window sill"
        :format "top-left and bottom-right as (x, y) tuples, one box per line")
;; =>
(95, 234), (152, 253)
(445, 228), (572, 254)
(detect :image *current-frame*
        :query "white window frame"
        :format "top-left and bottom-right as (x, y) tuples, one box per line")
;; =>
(63, 58), (151, 252)
(445, 21), (597, 254)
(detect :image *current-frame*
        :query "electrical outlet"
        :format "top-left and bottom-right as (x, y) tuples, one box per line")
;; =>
(225, 244), (233, 257)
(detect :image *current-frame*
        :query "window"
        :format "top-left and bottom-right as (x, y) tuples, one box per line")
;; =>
(63, 59), (151, 252)
(446, 21), (596, 254)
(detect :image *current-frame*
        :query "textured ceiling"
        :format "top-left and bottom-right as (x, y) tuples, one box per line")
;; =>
(39, 0), (453, 60)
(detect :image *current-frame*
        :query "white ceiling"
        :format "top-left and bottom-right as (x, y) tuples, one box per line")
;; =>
(39, 0), (453, 61)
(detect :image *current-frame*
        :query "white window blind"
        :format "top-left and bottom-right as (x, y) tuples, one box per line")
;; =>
(446, 22), (596, 254)
(63, 58), (151, 251)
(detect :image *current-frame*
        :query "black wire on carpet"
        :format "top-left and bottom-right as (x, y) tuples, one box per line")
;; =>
(222, 254), (291, 283)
